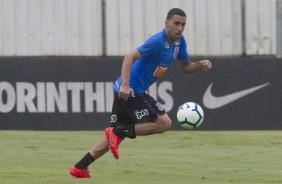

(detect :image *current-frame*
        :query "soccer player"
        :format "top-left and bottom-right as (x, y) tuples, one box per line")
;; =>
(70, 8), (212, 178)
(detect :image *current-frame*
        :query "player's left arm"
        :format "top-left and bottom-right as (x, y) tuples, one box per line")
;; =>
(180, 60), (212, 73)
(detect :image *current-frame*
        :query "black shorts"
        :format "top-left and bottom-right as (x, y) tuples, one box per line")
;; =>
(110, 93), (166, 127)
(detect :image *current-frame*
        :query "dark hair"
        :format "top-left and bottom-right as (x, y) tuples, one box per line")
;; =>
(166, 8), (186, 20)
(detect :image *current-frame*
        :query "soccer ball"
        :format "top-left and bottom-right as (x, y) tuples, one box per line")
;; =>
(177, 102), (204, 129)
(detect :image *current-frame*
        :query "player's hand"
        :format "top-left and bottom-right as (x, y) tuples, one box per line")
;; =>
(199, 60), (212, 71)
(118, 84), (135, 101)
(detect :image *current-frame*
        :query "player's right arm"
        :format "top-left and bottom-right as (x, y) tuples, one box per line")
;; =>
(119, 49), (141, 101)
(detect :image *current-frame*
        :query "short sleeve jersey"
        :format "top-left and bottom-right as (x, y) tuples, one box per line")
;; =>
(113, 29), (189, 94)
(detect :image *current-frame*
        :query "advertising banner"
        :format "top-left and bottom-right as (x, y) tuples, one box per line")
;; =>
(0, 57), (281, 130)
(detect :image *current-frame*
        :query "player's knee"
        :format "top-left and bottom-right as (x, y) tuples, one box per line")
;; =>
(162, 119), (172, 132)
(157, 115), (172, 133)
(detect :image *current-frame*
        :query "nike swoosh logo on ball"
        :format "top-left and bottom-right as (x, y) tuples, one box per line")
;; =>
(203, 82), (270, 109)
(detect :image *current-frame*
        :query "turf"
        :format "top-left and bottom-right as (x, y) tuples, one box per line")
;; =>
(0, 131), (282, 184)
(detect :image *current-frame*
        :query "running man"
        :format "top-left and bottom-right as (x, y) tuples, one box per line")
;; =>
(70, 8), (212, 178)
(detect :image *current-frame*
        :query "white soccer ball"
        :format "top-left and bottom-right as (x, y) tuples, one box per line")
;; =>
(177, 102), (204, 129)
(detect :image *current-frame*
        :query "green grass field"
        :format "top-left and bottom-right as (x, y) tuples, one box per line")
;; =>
(1, 131), (282, 184)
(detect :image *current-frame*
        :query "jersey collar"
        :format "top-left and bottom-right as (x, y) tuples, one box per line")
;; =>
(163, 29), (181, 46)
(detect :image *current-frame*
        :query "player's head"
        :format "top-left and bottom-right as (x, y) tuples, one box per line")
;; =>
(165, 8), (186, 43)
(166, 8), (186, 20)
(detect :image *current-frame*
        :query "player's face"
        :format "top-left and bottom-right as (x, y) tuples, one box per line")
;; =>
(165, 15), (186, 43)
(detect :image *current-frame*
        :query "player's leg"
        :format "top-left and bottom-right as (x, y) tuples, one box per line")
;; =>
(70, 136), (109, 178)
(135, 113), (172, 135)
(70, 93), (128, 176)
(106, 93), (171, 159)
(89, 136), (109, 160)
(106, 117), (171, 159)
(113, 93), (171, 137)
(112, 113), (171, 138)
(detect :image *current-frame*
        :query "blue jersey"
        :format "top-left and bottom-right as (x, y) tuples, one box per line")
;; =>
(113, 29), (189, 94)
